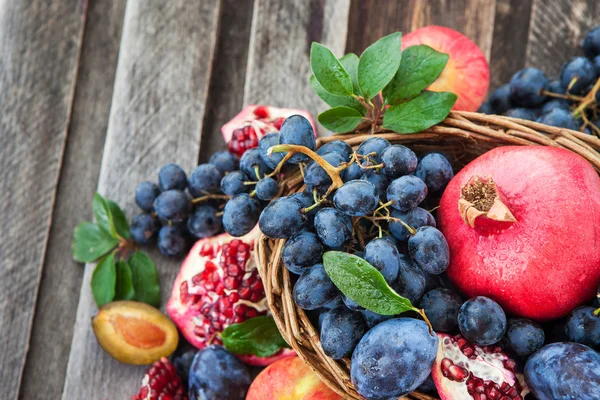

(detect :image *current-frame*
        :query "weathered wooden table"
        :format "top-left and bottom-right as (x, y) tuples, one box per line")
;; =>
(1, 0), (599, 398)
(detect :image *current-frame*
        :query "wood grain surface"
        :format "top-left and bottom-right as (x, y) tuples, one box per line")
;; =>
(244, 0), (351, 136)
(18, 1), (127, 398)
(2, 0), (600, 398)
(61, 1), (220, 398)
(0, 1), (87, 398)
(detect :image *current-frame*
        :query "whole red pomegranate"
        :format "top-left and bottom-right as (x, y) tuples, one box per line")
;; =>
(167, 227), (293, 365)
(221, 105), (317, 157)
(432, 333), (529, 400)
(439, 146), (600, 320)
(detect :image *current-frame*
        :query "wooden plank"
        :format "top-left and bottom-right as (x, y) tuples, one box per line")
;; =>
(61, 1), (221, 398)
(199, 0), (255, 162)
(346, 0), (497, 60)
(18, 1), (127, 399)
(526, 0), (600, 76)
(243, 0), (352, 136)
(488, 0), (533, 89)
(0, 1), (87, 398)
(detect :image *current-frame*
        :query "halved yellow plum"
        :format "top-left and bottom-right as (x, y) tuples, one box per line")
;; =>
(92, 301), (178, 365)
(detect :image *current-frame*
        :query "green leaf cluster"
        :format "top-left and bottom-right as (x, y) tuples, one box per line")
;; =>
(310, 33), (457, 134)
(72, 193), (160, 307)
(221, 316), (290, 358)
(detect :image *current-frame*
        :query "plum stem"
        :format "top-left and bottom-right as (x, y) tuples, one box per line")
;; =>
(418, 309), (434, 334)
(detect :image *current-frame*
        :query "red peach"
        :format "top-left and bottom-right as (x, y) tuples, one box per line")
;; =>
(246, 356), (342, 400)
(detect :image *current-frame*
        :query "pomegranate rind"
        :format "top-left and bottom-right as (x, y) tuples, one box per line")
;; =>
(439, 146), (600, 320)
(221, 105), (317, 143)
(402, 26), (490, 112)
(432, 334), (527, 400)
(92, 301), (178, 365)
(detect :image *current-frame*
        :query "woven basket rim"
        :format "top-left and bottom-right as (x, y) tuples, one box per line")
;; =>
(255, 111), (600, 400)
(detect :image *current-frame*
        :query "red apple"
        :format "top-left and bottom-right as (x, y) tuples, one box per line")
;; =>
(402, 26), (490, 112)
(246, 356), (342, 400)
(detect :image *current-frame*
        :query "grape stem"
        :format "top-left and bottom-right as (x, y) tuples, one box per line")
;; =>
(268, 144), (345, 193)
(192, 194), (231, 204)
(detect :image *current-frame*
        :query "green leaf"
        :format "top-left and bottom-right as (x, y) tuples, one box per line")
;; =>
(72, 222), (120, 263)
(339, 53), (360, 93)
(383, 45), (449, 105)
(221, 316), (290, 358)
(310, 42), (353, 96)
(91, 252), (117, 307)
(318, 106), (364, 133)
(93, 193), (117, 238)
(323, 251), (418, 315)
(114, 260), (135, 301)
(383, 91), (457, 133)
(357, 32), (402, 100)
(129, 251), (161, 307)
(309, 75), (365, 113)
(107, 200), (130, 239)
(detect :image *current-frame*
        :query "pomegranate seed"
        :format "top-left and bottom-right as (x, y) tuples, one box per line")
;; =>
(273, 117), (285, 130)
(253, 106), (270, 119)
(448, 364), (469, 381)
(228, 125), (259, 157)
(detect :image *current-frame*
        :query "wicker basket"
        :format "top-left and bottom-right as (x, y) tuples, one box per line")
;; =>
(255, 110), (600, 400)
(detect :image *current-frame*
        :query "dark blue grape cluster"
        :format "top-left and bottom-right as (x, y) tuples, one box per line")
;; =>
(480, 25), (600, 135)
(130, 115), (318, 256)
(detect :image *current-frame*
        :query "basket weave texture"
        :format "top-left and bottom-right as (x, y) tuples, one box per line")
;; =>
(255, 111), (600, 400)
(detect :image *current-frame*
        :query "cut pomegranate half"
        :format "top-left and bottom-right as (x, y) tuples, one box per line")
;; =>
(167, 227), (294, 366)
(221, 105), (317, 157)
(432, 334), (529, 400)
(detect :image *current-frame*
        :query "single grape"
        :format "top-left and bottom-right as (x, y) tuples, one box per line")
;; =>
(387, 175), (428, 212)
(564, 306), (600, 349)
(222, 193), (261, 237)
(289, 190), (320, 222)
(208, 150), (239, 174)
(393, 255), (427, 304)
(408, 226), (450, 275)
(188, 164), (223, 197)
(546, 77), (564, 94)
(504, 318), (545, 357)
(419, 288), (463, 333)
(279, 115), (316, 164)
(583, 26), (600, 58)
(130, 213), (160, 244)
(364, 238), (400, 284)
(158, 225), (188, 257)
(314, 208), (353, 248)
(509, 68), (548, 106)
(458, 296), (507, 346)
(342, 161), (364, 182)
(317, 140), (353, 162)
(258, 132), (285, 169)
(537, 108), (579, 130)
(561, 56), (598, 95)
(357, 137), (391, 162)
(415, 153), (454, 194)
(541, 99), (570, 114)
(389, 207), (436, 241)
(304, 152), (344, 195)
(320, 306), (367, 359)
(333, 180), (379, 217)
(154, 190), (191, 223)
(220, 171), (250, 196)
(293, 264), (340, 310)
(282, 231), (324, 275)
(258, 196), (306, 239)
(187, 204), (222, 239)
(255, 177), (279, 201)
(240, 148), (272, 180)
(158, 163), (188, 191)
(360, 172), (389, 200)
(504, 107), (538, 121)
(135, 181), (160, 212)
(488, 84), (513, 114)
(380, 145), (418, 178)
